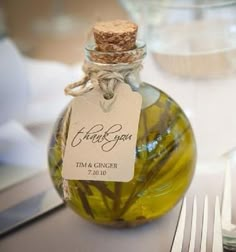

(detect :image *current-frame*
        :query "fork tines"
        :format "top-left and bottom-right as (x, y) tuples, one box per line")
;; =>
(171, 196), (223, 252)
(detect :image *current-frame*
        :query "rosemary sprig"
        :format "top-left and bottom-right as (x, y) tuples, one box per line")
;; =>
(112, 182), (122, 213)
(87, 181), (115, 199)
(101, 192), (112, 212)
(77, 187), (94, 219)
(117, 134), (180, 218)
(136, 110), (182, 182)
(117, 118), (190, 218)
(78, 181), (93, 196)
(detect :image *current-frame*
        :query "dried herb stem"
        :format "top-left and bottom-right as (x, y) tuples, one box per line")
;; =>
(87, 181), (115, 199)
(117, 136), (179, 218)
(112, 182), (122, 214)
(101, 193), (112, 212)
(77, 187), (94, 219)
(78, 181), (93, 196)
(117, 123), (189, 218)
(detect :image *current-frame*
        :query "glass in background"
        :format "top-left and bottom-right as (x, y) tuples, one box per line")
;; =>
(146, 0), (236, 78)
(119, 0), (236, 77)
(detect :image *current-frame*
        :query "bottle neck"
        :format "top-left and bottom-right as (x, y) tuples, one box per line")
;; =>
(84, 40), (146, 90)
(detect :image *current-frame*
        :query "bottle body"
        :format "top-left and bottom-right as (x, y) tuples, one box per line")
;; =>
(48, 82), (196, 227)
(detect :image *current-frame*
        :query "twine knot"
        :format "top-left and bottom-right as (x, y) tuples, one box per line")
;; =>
(64, 62), (142, 99)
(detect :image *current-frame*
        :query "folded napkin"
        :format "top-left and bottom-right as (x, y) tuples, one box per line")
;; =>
(0, 38), (30, 125)
(23, 58), (82, 126)
(0, 121), (44, 167)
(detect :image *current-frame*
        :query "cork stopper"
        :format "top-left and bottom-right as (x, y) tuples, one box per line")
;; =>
(88, 20), (141, 64)
(93, 20), (138, 52)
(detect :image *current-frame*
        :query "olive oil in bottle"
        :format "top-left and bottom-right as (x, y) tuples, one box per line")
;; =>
(48, 20), (196, 227)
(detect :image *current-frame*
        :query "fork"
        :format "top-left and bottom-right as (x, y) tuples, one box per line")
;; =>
(171, 196), (223, 252)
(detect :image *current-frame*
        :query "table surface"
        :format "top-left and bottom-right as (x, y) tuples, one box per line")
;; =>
(0, 170), (177, 252)
(0, 166), (230, 252)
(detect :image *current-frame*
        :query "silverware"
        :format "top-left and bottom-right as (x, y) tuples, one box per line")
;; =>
(222, 150), (236, 250)
(171, 196), (223, 252)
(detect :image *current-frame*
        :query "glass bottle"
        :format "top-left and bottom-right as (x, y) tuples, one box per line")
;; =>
(48, 20), (196, 228)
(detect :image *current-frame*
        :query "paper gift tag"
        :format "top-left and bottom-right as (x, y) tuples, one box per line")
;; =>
(62, 84), (142, 182)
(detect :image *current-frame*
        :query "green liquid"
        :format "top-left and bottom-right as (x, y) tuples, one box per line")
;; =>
(48, 84), (196, 227)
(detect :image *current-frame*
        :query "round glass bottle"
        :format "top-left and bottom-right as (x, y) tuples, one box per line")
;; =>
(48, 21), (196, 227)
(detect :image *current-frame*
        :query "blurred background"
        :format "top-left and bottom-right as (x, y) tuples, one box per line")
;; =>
(1, 0), (236, 190)
(1, 0), (128, 63)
